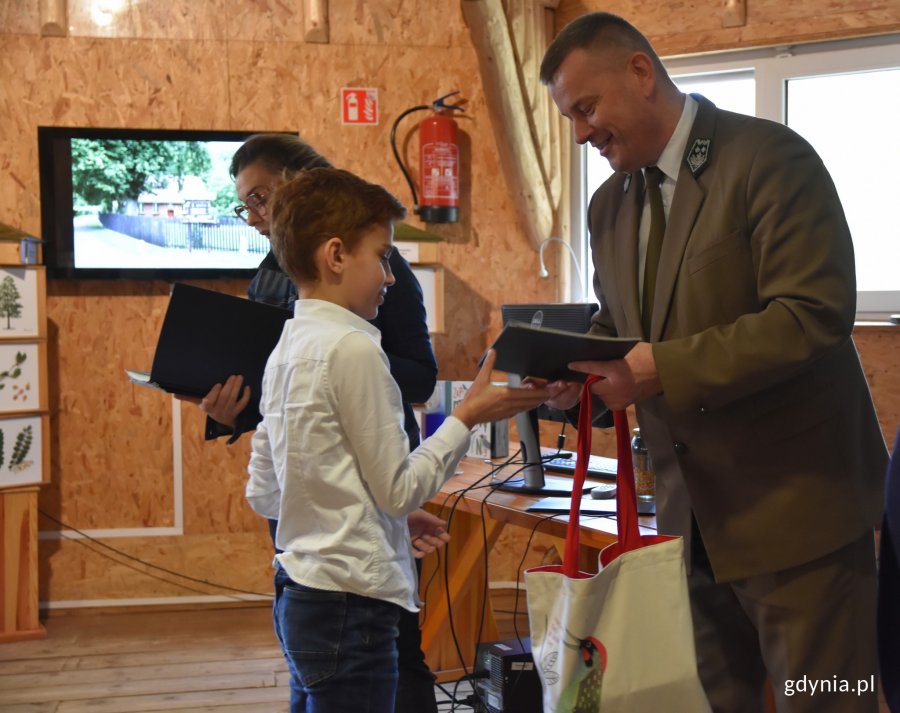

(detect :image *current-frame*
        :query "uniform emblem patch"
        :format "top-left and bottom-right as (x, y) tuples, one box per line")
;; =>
(687, 138), (711, 175)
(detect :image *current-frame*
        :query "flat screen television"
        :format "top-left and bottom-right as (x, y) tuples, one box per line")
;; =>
(38, 126), (291, 280)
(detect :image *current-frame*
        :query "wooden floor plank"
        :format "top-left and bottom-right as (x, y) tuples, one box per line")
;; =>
(0, 605), (477, 712)
(0, 656), (286, 690)
(0, 646), (282, 675)
(145, 705), (289, 713)
(0, 596), (891, 713)
(0, 608), (276, 662)
(55, 685), (291, 713)
(0, 670), (282, 705)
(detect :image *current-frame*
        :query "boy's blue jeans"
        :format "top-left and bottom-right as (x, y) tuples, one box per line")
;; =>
(273, 564), (402, 713)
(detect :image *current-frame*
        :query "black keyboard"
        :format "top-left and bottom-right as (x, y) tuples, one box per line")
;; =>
(544, 453), (617, 478)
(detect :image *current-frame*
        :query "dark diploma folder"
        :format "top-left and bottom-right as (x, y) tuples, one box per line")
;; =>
(489, 321), (638, 382)
(126, 283), (292, 418)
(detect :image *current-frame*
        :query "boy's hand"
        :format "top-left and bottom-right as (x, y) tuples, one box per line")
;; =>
(408, 509), (451, 558)
(196, 375), (251, 429)
(452, 350), (549, 429)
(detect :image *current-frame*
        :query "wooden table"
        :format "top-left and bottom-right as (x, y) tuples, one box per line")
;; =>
(419, 454), (656, 679)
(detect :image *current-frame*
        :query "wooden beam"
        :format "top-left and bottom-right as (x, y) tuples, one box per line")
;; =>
(39, 0), (67, 37)
(463, 0), (555, 250)
(304, 0), (329, 43)
(722, 0), (748, 28)
(0, 487), (46, 643)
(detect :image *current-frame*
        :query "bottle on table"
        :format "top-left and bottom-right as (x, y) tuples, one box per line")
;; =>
(631, 427), (655, 501)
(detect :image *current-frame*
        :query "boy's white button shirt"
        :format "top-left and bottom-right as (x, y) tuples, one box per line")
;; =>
(246, 298), (471, 612)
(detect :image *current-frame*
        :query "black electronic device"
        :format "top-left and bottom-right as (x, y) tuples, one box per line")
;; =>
(497, 302), (611, 496)
(543, 453), (617, 478)
(38, 126), (294, 280)
(473, 638), (542, 713)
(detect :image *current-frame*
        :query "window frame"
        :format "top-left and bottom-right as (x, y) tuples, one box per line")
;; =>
(573, 33), (900, 319)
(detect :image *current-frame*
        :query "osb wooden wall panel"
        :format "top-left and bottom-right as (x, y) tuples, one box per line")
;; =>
(45, 281), (175, 529)
(555, 0), (900, 55)
(855, 327), (900, 446)
(0, 0), (556, 605)
(2, 0), (898, 607)
(38, 532), (274, 601)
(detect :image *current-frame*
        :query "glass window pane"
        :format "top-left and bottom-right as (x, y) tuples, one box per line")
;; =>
(786, 68), (900, 299)
(674, 70), (756, 116)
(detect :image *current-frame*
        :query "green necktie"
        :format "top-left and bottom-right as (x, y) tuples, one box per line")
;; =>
(641, 166), (666, 337)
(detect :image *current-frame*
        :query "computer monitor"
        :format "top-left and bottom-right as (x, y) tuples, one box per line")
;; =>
(498, 303), (605, 495)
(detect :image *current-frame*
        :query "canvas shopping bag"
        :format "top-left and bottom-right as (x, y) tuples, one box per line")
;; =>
(525, 377), (711, 712)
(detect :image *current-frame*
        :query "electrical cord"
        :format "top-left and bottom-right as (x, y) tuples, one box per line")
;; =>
(419, 450), (528, 708)
(438, 477), (565, 712)
(38, 509), (274, 599)
(440, 460), (521, 680)
(426, 437), (630, 710)
(447, 670), (491, 712)
(435, 680), (470, 709)
(433, 453), (562, 710)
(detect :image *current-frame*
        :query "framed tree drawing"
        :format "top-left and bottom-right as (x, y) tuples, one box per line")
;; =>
(0, 414), (46, 487)
(0, 267), (45, 340)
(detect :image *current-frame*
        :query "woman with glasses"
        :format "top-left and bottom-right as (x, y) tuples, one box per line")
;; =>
(197, 133), (445, 713)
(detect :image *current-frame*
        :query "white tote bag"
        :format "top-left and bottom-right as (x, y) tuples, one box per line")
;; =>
(525, 379), (711, 712)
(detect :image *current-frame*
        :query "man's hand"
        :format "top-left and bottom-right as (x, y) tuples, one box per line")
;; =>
(408, 508), (451, 559)
(569, 342), (662, 410)
(196, 375), (252, 429)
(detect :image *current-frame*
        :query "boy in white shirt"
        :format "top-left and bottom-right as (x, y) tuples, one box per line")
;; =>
(245, 167), (548, 712)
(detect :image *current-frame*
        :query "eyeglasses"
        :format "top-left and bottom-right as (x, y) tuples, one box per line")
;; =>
(234, 192), (268, 223)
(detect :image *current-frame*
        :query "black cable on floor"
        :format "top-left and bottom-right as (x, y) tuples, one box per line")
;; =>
(39, 509), (274, 599)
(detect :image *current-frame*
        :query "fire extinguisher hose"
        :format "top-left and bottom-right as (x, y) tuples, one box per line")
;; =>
(390, 104), (430, 212)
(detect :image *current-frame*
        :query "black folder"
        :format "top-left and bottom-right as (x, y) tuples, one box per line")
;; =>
(489, 321), (638, 382)
(127, 284), (292, 420)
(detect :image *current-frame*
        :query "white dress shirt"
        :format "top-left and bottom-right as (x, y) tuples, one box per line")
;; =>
(246, 298), (471, 612)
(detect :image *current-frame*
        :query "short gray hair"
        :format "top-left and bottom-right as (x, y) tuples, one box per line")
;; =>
(540, 12), (665, 85)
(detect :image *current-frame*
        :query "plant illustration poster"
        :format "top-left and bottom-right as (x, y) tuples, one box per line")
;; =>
(0, 343), (40, 412)
(0, 268), (39, 338)
(0, 415), (43, 487)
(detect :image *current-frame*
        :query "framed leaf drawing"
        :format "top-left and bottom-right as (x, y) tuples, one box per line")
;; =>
(0, 343), (46, 413)
(0, 414), (46, 488)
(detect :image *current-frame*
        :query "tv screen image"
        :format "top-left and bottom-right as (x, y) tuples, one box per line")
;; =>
(39, 127), (291, 279)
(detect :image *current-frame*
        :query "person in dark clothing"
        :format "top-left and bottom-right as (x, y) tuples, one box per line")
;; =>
(193, 133), (446, 713)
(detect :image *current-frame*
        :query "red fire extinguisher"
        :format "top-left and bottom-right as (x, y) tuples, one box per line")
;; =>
(391, 92), (464, 223)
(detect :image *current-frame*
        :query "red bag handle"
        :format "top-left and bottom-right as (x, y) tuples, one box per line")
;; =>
(563, 376), (642, 577)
